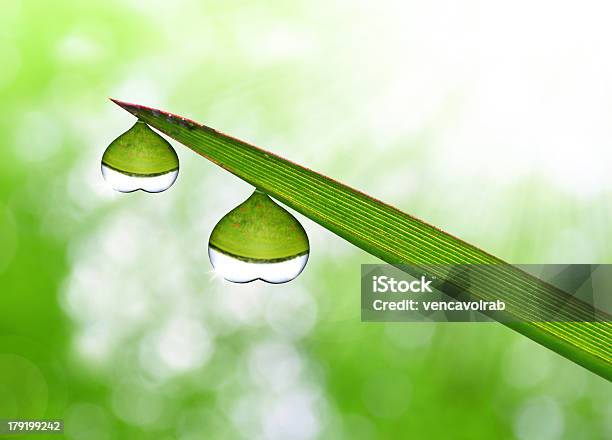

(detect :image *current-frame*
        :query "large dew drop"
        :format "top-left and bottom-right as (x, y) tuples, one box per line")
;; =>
(101, 120), (179, 193)
(209, 190), (309, 284)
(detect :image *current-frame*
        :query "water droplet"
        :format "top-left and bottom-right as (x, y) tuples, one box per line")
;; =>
(101, 121), (179, 193)
(209, 190), (309, 284)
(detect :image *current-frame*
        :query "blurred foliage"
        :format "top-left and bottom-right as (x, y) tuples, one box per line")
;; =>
(0, 1), (611, 439)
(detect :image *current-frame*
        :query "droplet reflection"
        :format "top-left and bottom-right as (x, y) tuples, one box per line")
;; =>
(101, 120), (179, 193)
(209, 190), (309, 284)
(101, 165), (178, 193)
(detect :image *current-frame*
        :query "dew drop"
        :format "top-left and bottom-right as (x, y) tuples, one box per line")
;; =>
(208, 190), (309, 284)
(101, 121), (179, 193)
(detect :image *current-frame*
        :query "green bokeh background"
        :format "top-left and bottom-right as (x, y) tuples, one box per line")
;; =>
(1, 1), (611, 439)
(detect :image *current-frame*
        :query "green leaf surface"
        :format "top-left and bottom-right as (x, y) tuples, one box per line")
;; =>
(111, 99), (612, 381)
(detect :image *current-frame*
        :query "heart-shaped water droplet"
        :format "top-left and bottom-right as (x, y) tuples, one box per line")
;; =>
(101, 121), (179, 193)
(208, 190), (309, 283)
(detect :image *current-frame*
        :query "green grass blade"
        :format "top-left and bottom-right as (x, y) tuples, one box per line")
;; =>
(111, 99), (612, 381)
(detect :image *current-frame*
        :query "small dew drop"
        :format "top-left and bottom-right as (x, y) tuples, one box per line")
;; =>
(101, 121), (179, 193)
(208, 190), (309, 284)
